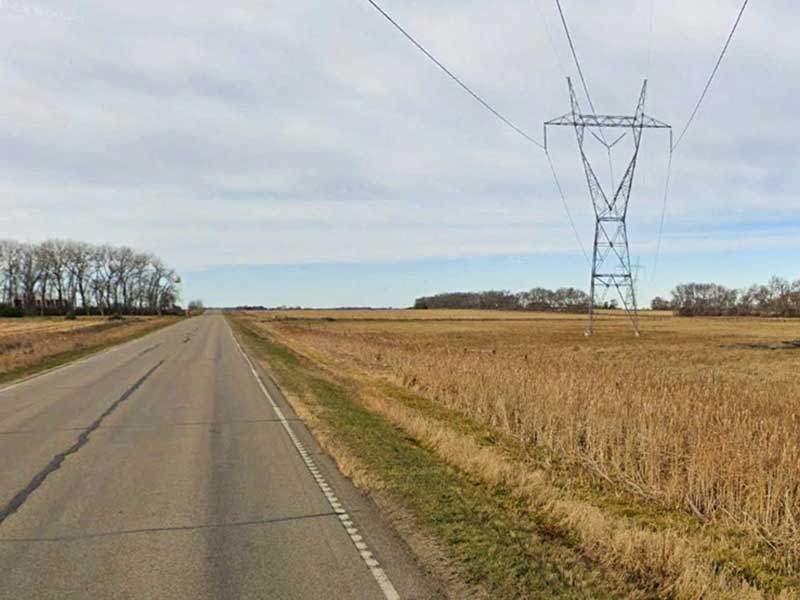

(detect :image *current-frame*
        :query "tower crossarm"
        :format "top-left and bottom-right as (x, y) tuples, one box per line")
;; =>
(545, 113), (671, 129)
(542, 78), (673, 336)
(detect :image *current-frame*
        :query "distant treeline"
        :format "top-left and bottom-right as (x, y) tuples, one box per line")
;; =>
(227, 306), (393, 311)
(655, 277), (800, 317)
(228, 305), (303, 311)
(413, 288), (617, 312)
(229, 305), (271, 311)
(0, 239), (182, 317)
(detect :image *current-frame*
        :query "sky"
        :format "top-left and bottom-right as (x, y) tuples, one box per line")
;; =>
(0, 0), (797, 307)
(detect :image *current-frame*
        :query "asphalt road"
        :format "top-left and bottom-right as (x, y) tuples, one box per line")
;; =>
(0, 313), (435, 599)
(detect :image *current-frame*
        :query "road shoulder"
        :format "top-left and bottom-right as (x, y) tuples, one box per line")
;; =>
(228, 316), (444, 600)
(227, 314), (631, 599)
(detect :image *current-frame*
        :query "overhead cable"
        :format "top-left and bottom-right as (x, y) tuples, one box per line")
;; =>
(545, 151), (591, 264)
(363, 0), (592, 261)
(553, 0), (615, 188)
(652, 141), (674, 277)
(553, 0), (600, 119)
(674, 0), (750, 150)
(363, 0), (544, 149)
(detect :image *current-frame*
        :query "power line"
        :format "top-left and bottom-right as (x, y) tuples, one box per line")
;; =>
(545, 150), (590, 264)
(363, 0), (591, 262)
(553, 0), (600, 119)
(655, 0), (749, 275)
(533, 0), (568, 76)
(673, 0), (750, 150)
(652, 140), (674, 277)
(552, 0), (615, 190)
(362, 0), (544, 149)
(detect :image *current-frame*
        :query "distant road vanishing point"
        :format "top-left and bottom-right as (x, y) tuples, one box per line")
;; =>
(0, 312), (433, 599)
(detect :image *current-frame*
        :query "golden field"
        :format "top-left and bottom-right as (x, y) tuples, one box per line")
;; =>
(235, 308), (800, 597)
(0, 316), (175, 382)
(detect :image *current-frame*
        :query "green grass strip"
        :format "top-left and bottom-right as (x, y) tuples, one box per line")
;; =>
(230, 316), (634, 599)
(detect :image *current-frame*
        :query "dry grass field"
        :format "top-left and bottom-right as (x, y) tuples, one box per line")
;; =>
(0, 316), (177, 383)
(234, 308), (800, 598)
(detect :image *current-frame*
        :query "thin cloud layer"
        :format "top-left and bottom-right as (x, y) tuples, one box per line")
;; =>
(0, 0), (795, 271)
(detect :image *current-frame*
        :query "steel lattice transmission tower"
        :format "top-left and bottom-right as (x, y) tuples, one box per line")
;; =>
(545, 78), (671, 335)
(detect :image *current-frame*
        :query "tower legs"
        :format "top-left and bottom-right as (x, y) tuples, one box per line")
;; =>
(586, 218), (639, 336)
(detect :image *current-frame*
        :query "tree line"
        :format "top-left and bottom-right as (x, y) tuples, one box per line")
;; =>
(413, 288), (617, 312)
(654, 277), (800, 317)
(0, 239), (181, 317)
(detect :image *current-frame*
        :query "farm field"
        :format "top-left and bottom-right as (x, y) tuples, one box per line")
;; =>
(250, 307), (670, 321)
(0, 316), (179, 384)
(231, 308), (800, 598)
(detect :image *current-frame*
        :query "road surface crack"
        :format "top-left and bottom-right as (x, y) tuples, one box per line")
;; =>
(0, 360), (164, 527)
(137, 344), (160, 357)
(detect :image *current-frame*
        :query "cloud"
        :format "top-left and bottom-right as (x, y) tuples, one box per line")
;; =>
(0, 0), (795, 276)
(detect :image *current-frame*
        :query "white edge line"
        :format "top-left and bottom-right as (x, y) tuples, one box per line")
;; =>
(231, 330), (401, 600)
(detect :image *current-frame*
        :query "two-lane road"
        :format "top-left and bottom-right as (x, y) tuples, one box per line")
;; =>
(0, 313), (434, 599)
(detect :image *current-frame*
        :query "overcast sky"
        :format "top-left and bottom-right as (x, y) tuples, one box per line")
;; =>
(0, 0), (795, 306)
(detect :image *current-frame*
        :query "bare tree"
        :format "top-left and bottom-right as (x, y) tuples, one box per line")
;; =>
(0, 239), (182, 316)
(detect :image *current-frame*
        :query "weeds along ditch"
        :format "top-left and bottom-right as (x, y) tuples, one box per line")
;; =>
(240, 310), (800, 565)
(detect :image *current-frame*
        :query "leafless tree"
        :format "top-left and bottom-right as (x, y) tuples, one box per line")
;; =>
(671, 278), (800, 317)
(0, 239), (182, 316)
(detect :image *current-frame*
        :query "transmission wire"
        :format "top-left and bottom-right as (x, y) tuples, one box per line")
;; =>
(533, 0), (568, 75)
(673, 0), (750, 150)
(546, 151), (591, 264)
(655, 0), (749, 275)
(552, 0), (615, 190)
(362, 0), (592, 262)
(652, 139), (674, 277)
(363, 0), (544, 149)
(533, 0), (593, 263)
(553, 0), (600, 120)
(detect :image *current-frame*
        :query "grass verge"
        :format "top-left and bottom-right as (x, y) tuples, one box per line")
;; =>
(231, 314), (800, 599)
(229, 314), (642, 599)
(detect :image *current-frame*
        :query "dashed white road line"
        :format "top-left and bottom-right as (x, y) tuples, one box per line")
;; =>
(232, 333), (401, 600)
